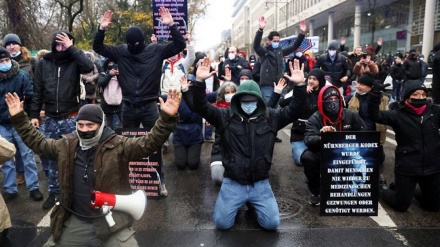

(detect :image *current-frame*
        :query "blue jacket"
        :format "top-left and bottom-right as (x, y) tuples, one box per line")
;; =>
(173, 98), (203, 146)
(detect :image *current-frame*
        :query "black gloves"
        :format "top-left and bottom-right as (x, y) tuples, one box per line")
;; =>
(371, 82), (390, 94)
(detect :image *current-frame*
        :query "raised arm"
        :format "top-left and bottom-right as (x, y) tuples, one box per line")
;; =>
(253, 16), (268, 57)
(93, 10), (120, 60)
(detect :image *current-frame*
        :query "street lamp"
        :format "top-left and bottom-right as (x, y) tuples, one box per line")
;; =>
(265, 1), (289, 36)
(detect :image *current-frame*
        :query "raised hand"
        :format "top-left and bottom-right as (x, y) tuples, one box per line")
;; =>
(377, 37), (383, 46)
(158, 89), (181, 116)
(100, 10), (113, 30)
(5, 93), (23, 117)
(299, 20), (307, 33)
(158, 7), (174, 26)
(340, 37), (346, 45)
(258, 16), (267, 30)
(284, 60), (305, 84)
(223, 67), (232, 81)
(274, 77), (287, 92)
(196, 57), (216, 81)
(180, 75), (191, 91)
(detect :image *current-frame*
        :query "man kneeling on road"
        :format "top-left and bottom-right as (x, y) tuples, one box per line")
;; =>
(5, 90), (180, 246)
(190, 57), (306, 230)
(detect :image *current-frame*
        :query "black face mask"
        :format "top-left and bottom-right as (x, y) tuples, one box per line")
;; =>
(77, 130), (97, 139)
(324, 101), (340, 119)
(409, 98), (427, 108)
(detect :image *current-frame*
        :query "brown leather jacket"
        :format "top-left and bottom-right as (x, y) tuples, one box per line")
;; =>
(10, 110), (177, 242)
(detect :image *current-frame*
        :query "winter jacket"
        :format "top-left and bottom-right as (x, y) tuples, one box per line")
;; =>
(0, 60), (33, 124)
(314, 53), (351, 88)
(223, 57), (251, 85)
(253, 30), (305, 87)
(192, 79), (306, 184)
(93, 25), (186, 105)
(30, 46), (94, 119)
(403, 57), (422, 81)
(304, 109), (366, 152)
(173, 98), (203, 146)
(0, 136), (15, 232)
(10, 109), (177, 242)
(431, 50), (440, 104)
(347, 93), (388, 145)
(368, 93), (440, 176)
(389, 63), (405, 81)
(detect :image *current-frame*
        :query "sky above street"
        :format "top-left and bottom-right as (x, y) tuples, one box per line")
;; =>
(193, 0), (233, 51)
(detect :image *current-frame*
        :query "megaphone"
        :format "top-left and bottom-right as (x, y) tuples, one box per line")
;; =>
(90, 190), (147, 227)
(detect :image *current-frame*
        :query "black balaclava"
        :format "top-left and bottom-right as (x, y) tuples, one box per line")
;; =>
(126, 26), (146, 54)
(322, 87), (341, 121)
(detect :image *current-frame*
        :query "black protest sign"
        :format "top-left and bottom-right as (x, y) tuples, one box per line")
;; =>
(320, 131), (380, 216)
(153, 0), (188, 41)
(116, 128), (162, 198)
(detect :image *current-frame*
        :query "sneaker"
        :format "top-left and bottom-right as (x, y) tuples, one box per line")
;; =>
(3, 192), (18, 202)
(160, 184), (168, 197)
(42, 194), (56, 209)
(309, 194), (320, 206)
(275, 136), (282, 143)
(15, 173), (25, 185)
(30, 189), (44, 201)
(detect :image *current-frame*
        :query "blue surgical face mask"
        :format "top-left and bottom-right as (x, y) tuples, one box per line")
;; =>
(271, 42), (280, 49)
(0, 61), (12, 72)
(10, 51), (21, 58)
(241, 101), (258, 115)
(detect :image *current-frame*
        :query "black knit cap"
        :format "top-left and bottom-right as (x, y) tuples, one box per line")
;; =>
(358, 72), (375, 88)
(402, 80), (427, 100)
(77, 104), (104, 124)
(238, 69), (252, 79)
(0, 47), (11, 59)
(323, 87), (340, 101)
(125, 26), (145, 46)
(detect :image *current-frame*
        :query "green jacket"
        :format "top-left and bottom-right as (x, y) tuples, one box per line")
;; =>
(10, 110), (177, 242)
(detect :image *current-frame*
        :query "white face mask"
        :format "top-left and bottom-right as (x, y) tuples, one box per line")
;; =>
(224, 93), (234, 103)
(328, 50), (336, 56)
(228, 53), (236, 60)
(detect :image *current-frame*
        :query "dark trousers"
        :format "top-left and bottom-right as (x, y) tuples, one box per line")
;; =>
(382, 172), (440, 212)
(122, 101), (158, 130)
(301, 150), (321, 196)
(174, 144), (202, 170)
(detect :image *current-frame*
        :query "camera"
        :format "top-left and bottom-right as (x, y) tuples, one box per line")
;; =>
(361, 53), (367, 59)
(113, 64), (118, 70)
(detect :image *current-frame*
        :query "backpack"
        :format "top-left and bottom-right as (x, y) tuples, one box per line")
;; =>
(103, 76), (122, 105)
(162, 61), (185, 74)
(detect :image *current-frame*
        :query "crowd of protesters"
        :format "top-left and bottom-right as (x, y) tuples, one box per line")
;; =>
(1, 6), (440, 246)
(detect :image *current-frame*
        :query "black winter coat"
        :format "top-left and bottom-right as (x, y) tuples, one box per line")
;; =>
(314, 54), (351, 88)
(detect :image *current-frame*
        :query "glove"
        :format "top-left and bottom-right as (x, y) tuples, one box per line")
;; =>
(371, 82), (390, 94)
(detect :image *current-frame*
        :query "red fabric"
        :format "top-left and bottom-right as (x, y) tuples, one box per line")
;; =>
(213, 101), (230, 108)
(317, 85), (344, 130)
(405, 102), (426, 115)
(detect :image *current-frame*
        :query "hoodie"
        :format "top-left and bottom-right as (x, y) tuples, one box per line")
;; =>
(230, 80), (266, 120)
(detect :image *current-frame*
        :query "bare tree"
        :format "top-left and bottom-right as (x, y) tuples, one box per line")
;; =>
(55, 0), (85, 32)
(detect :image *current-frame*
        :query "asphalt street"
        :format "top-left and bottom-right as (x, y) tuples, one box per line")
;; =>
(2, 123), (440, 247)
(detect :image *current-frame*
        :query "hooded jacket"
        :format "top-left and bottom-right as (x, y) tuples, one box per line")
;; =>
(253, 30), (305, 87)
(30, 31), (94, 119)
(314, 53), (351, 88)
(368, 91), (440, 176)
(192, 79), (306, 184)
(93, 25), (186, 105)
(305, 85), (365, 152)
(10, 109), (177, 242)
(279, 69), (326, 142)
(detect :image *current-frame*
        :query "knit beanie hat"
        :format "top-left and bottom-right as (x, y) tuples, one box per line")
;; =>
(3, 33), (21, 47)
(328, 40), (338, 50)
(307, 68), (326, 88)
(322, 87), (340, 101)
(77, 104), (104, 124)
(238, 69), (253, 80)
(0, 47), (11, 59)
(402, 80), (427, 100)
(358, 72), (375, 88)
(51, 30), (75, 52)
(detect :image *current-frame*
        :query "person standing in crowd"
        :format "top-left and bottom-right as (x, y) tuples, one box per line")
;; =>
(403, 49), (423, 84)
(223, 46), (251, 85)
(279, 67), (326, 166)
(81, 51), (99, 104)
(346, 72), (388, 189)
(314, 41), (351, 95)
(0, 48), (43, 202)
(94, 7), (186, 196)
(432, 42), (440, 104)
(253, 16), (306, 102)
(3, 33), (39, 186)
(302, 85), (365, 206)
(30, 30), (94, 209)
(368, 80), (440, 212)
(97, 59), (122, 130)
(172, 74), (203, 170)
(351, 52), (379, 81)
(5, 87), (180, 247)
(191, 57), (306, 230)
(389, 53), (405, 102)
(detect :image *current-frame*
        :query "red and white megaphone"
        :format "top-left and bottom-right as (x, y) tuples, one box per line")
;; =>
(90, 190), (147, 227)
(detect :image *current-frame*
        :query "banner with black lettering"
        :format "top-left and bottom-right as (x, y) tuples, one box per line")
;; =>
(320, 131), (380, 216)
(116, 128), (162, 198)
(153, 0), (188, 41)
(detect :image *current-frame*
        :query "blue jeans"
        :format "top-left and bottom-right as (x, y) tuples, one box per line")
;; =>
(0, 124), (39, 193)
(291, 140), (308, 166)
(392, 79), (402, 100)
(106, 112), (121, 130)
(41, 116), (77, 195)
(260, 86), (274, 103)
(213, 177), (280, 230)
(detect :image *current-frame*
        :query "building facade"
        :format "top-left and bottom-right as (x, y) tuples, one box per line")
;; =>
(231, 0), (440, 60)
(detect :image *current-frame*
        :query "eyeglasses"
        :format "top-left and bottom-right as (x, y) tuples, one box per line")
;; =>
(410, 92), (427, 99)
